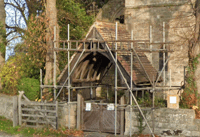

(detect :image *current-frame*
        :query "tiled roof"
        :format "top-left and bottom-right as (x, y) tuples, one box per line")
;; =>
(57, 21), (160, 85)
(94, 21), (159, 84)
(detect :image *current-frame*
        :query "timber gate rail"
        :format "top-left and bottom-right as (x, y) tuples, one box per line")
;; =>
(18, 91), (58, 129)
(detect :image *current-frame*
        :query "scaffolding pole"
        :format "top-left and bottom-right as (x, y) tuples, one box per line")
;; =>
(47, 23), (177, 135)
(130, 30), (133, 137)
(40, 69), (43, 101)
(54, 26), (57, 100)
(155, 55), (171, 86)
(163, 22), (166, 86)
(67, 24), (71, 129)
(55, 49), (85, 100)
(114, 22), (118, 136)
(104, 38), (155, 137)
(150, 26), (152, 63)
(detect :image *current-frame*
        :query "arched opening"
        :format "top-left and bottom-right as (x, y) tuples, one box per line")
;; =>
(72, 52), (111, 83)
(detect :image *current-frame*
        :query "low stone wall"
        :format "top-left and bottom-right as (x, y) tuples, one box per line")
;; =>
(125, 106), (200, 136)
(2, 93), (200, 136)
(58, 102), (77, 128)
(0, 94), (15, 121)
(0, 94), (77, 128)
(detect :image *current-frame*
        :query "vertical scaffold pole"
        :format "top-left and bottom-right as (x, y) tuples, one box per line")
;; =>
(40, 69), (43, 101)
(54, 26), (57, 100)
(163, 22), (166, 86)
(68, 24), (71, 129)
(114, 22), (118, 136)
(130, 30), (133, 136)
(150, 26), (152, 63)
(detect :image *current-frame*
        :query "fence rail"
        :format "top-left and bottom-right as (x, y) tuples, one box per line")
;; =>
(18, 91), (58, 129)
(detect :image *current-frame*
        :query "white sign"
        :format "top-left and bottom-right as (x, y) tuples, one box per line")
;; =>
(85, 103), (91, 111)
(107, 104), (115, 110)
(170, 96), (177, 104)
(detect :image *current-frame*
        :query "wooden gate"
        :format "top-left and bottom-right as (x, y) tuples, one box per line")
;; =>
(18, 91), (58, 129)
(81, 103), (123, 133)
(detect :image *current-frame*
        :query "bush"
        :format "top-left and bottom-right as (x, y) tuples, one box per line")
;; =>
(17, 78), (40, 101)
(0, 55), (22, 94)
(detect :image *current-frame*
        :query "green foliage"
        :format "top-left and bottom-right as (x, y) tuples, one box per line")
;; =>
(17, 78), (40, 101)
(0, 52), (41, 95)
(136, 110), (147, 134)
(0, 22), (7, 57)
(57, 0), (94, 71)
(136, 92), (166, 108)
(0, 55), (23, 94)
(180, 55), (200, 109)
(15, 14), (47, 71)
(57, 0), (94, 40)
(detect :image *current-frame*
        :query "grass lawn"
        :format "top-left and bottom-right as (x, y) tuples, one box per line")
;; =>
(0, 116), (83, 137)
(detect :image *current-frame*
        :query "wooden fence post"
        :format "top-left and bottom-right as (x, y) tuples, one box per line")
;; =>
(77, 91), (82, 130)
(120, 95), (125, 135)
(18, 91), (24, 126)
(13, 96), (18, 127)
(56, 101), (58, 129)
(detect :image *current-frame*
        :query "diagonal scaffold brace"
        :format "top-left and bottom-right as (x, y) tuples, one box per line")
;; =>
(103, 42), (155, 137)
(55, 49), (86, 100)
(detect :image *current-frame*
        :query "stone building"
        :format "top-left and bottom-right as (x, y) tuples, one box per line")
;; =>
(97, 0), (195, 91)
(58, 0), (195, 101)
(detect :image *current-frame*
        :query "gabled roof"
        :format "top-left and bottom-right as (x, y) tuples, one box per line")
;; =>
(92, 21), (159, 84)
(57, 21), (160, 85)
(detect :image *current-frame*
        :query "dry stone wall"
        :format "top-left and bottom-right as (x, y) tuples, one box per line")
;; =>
(125, 107), (200, 136)
(0, 94), (15, 121)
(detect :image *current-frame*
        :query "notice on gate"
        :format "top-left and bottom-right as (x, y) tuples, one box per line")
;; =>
(85, 103), (91, 111)
(107, 104), (114, 110)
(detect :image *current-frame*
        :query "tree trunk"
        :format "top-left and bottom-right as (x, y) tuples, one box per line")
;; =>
(0, 0), (6, 90)
(44, 0), (59, 86)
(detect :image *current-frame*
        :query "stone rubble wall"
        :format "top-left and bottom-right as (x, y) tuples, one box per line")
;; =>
(0, 94), (15, 121)
(58, 103), (77, 128)
(0, 94), (77, 128)
(125, 107), (200, 136)
(1, 93), (200, 136)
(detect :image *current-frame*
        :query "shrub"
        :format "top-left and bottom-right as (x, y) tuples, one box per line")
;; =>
(17, 78), (40, 101)
(0, 55), (22, 94)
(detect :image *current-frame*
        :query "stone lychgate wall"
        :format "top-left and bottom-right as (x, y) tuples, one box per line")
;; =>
(0, 94), (15, 121)
(125, 107), (200, 136)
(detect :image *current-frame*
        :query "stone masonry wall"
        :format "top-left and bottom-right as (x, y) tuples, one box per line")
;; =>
(58, 103), (77, 128)
(124, 0), (195, 88)
(125, 107), (200, 136)
(0, 94), (15, 121)
(0, 94), (77, 128)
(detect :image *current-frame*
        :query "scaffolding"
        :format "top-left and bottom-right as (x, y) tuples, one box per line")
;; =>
(39, 22), (183, 136)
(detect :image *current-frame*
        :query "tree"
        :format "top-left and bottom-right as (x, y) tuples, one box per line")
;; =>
(180, 0), (200, 108)
(43, 0), (59, 86)
(0, 0), (6, 89)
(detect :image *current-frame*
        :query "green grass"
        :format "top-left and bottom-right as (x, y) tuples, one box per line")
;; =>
(0, 116), (19, 134)
(0, 116), (83, 137)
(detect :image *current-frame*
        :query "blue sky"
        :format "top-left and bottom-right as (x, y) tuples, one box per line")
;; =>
(5, 0), (28, 60)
